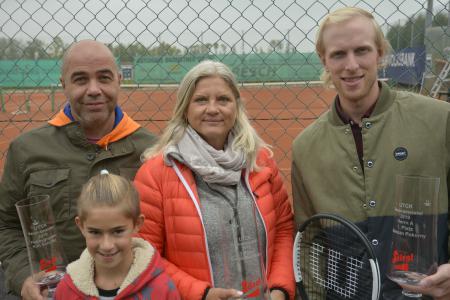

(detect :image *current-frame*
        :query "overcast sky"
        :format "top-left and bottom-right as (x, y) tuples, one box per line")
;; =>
(0, 0), (446, 52)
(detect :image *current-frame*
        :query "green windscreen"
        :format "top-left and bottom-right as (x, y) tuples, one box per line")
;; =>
(0, 52), (323, 88)
(0, 59), (61, 88)
(134, 52), (323, 84)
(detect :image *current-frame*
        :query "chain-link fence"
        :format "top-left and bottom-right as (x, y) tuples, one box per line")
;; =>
(1, 0), (450, 191)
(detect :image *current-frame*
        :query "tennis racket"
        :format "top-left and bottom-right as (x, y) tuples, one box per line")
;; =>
(293, 213), (380, 300)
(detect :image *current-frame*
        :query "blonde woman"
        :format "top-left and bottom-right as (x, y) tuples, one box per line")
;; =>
(135, 60), (294, 300)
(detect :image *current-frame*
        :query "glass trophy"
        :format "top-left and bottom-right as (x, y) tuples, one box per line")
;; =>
(387, 175), (439, 298)
(217, 199), (271, 299)
(16, 195), (67, 299)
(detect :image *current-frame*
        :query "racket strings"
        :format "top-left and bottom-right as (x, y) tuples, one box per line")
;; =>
(300, 220), (374, 299)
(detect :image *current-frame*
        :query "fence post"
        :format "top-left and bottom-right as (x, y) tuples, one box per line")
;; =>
(51, 84), (55, 112)
(25, 90), (30, 112)
(0, 88), (4, 112)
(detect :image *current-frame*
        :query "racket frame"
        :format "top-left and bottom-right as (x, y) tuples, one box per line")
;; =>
(293, 213), (381, 300)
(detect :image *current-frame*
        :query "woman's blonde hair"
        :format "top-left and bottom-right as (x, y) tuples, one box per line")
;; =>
(77, 173), (140, 224)
(141, 60), (271, 170)
(316, 7), (390, 86)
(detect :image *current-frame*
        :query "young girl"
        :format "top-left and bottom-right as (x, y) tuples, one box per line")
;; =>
(55, 171), (180, 300)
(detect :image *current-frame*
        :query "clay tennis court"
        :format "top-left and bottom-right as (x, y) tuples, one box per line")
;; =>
(0, 84), (335, 195)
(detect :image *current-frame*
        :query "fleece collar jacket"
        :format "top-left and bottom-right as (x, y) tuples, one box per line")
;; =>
(54, 238), (180, 300)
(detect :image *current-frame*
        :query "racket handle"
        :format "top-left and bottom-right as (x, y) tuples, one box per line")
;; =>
(296, 281), (309, 300)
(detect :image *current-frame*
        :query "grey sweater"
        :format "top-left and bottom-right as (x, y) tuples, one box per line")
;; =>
(195, 173), (267, 295)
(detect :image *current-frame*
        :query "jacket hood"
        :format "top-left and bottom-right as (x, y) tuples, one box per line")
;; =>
(65, 237), (156, 297)
(48, 103), (141, 148)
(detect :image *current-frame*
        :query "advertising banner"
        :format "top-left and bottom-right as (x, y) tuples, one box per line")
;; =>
(380, 47), (426, 86)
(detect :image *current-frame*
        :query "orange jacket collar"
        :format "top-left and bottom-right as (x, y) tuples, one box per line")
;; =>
(48, 109), (141, 148)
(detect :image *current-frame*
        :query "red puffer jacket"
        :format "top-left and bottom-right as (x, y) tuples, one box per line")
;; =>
(134, 149), (295, 300)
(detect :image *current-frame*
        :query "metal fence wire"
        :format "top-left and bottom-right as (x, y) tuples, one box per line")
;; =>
(1, 0), (450, 190)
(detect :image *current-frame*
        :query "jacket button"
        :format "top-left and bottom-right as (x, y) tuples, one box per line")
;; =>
(345, 128), (351, 134)
(352, 166), (358, 172)
(366, 160), (374, 168)
(86, 153), (95, 161)
(371, 239), (379, 246)
(369, 200), (376, 207)
(365, 121), (372, 129)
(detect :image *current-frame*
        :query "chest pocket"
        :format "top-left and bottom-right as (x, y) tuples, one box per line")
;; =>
(29, 168), (71, 220)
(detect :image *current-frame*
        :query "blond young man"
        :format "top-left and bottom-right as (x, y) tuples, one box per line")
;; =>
(292, 7), (450, 300)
